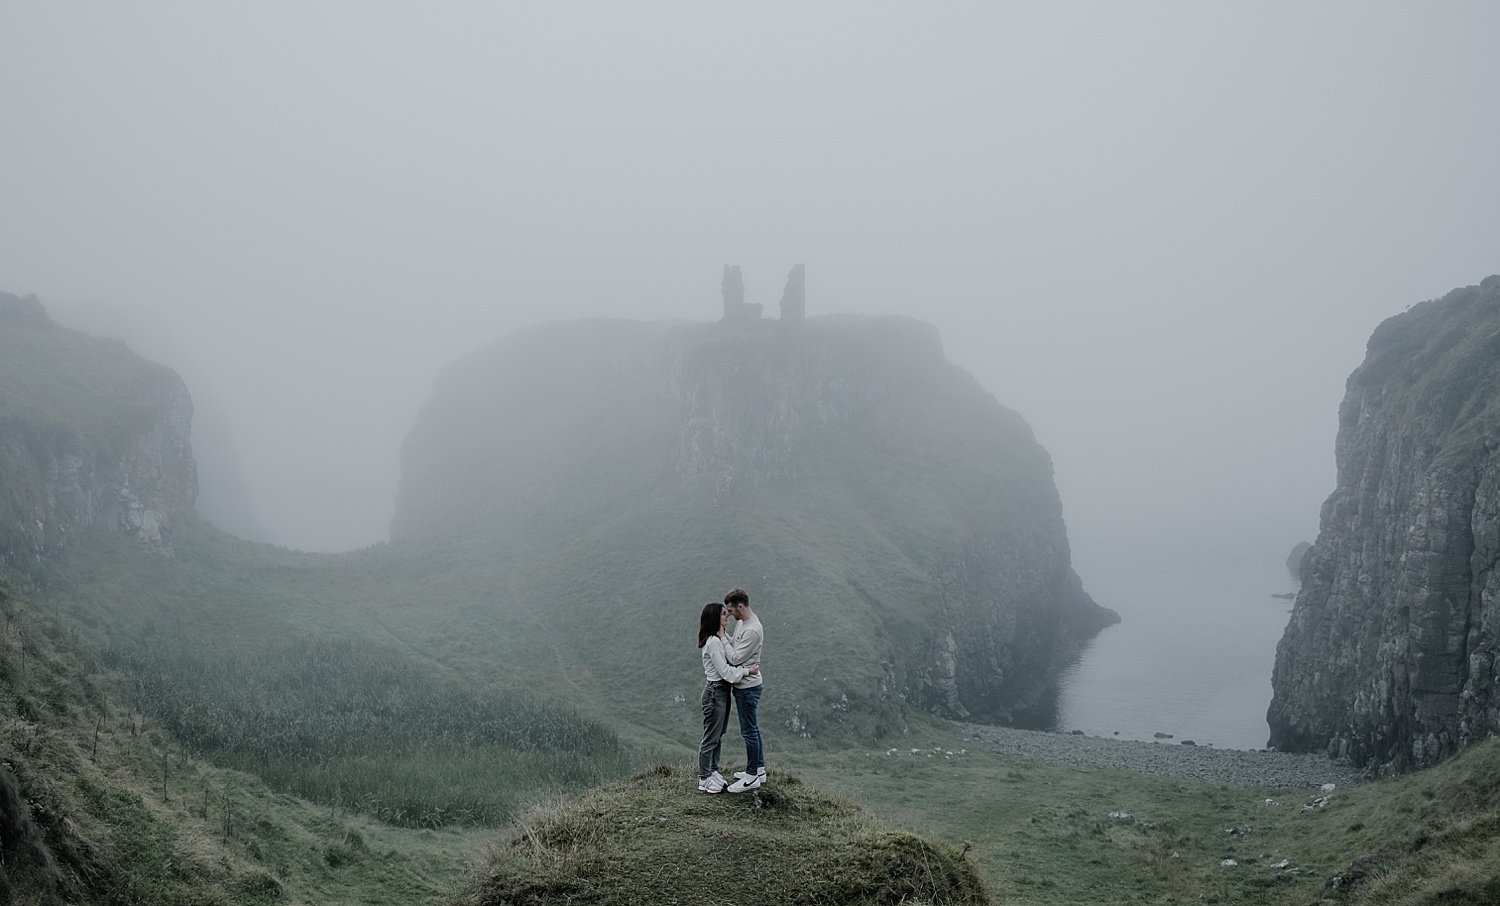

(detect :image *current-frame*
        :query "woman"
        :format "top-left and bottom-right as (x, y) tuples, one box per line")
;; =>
(697, 601), (757, 794)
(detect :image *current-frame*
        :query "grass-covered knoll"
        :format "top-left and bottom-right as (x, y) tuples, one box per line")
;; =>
(453, 764), (988, 906)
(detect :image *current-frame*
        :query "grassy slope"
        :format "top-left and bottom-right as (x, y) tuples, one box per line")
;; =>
(0, 575), (486, 906)
(0, 320), (172, 452)
(16, 524), (1500, 905)
(8, 304), (1500, 904)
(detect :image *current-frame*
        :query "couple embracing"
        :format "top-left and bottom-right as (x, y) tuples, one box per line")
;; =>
(695, 588), (766, 794)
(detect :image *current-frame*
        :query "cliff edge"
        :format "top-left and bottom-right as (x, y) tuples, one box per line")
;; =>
(0, 292), (196, 564)
(1269, 276), (1500, 774)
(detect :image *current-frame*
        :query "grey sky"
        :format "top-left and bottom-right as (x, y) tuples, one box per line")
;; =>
(2, 4), (1497, 572)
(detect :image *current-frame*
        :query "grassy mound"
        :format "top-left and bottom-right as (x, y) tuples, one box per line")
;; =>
(453, 764), (988, 906)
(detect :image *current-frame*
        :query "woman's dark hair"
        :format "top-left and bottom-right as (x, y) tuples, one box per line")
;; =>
(698, 602), (724, 649)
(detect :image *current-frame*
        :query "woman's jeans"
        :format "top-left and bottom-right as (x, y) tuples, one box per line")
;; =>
(698, 681), (733, 779)
(732, 684), (764, 773)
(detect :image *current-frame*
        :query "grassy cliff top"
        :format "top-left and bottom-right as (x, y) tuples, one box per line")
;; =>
(0, 296), (183, 453)
(1350, 275), (1500, 468)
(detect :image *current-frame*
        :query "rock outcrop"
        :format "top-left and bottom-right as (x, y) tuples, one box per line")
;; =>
(0, 292), (197, 563)
(721, 265), (762, 321)
(394, 315), (1116, 727)
(1286, 541), (1311, 579)
(1269, 276), (1500, 774)
(779, 263), (806, 322)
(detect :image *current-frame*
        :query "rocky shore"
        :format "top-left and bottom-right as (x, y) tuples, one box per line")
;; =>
(958, 724), (1366, 790)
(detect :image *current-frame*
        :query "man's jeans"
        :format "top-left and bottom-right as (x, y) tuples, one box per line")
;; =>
(732, 684), (764, 773)
(698, 681), (733, 779)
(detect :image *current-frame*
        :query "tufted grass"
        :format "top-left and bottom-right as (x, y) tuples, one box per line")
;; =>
(102, 632), (625, 829)
(452, 764), (988, 906)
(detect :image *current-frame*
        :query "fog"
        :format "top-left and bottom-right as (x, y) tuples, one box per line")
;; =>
(3, 4), (1497, 574)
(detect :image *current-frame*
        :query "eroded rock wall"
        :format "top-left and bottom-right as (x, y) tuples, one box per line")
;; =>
(1268, 276), (1500, 774)
(0, 293), (197, 563)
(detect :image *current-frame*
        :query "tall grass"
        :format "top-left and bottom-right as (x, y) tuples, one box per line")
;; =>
(103, 634), (625, 828)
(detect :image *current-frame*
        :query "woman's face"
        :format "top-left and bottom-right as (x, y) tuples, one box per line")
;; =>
(719, 607), (730, 630)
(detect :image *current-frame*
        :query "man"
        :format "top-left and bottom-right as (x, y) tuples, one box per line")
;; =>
(721, 587), (766, 792)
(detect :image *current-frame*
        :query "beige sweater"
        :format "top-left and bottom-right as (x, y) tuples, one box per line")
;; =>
(723, 613), (764, 689)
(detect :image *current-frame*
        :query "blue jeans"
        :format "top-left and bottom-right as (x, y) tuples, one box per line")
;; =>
(732, 684), (764, 773)
(698, 682), (733, 779)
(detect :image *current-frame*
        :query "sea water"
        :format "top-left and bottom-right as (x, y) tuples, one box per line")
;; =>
(1044, 545), (1301, 751)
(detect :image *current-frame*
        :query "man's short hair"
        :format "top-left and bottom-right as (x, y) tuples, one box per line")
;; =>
(724, 588), (749, 608)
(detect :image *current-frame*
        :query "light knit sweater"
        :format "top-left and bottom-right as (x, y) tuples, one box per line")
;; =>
(701, 635), (751, 685)
(723, 614), (764, 689)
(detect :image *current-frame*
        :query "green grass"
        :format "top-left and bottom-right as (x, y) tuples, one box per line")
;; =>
(452, 764), (989, 906)
(1352, 280), (1500, 469)
(10, 305), (1500, 903)
(0, 575), (489, 905)
(103, 633), (625, 828)
(12, 542), (1500, 905)
(784, 736), (1500, 906)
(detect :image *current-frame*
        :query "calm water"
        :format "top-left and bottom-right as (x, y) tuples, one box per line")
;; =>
(1046, 548), (1301, 751)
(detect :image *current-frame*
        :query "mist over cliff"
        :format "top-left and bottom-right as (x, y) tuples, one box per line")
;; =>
(394, 314), (1116, 726)
(1269, 276), (1500, 774)
(0, 292), (196, 564)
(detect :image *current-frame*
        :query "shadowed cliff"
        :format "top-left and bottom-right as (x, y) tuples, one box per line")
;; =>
(0, 292), (196, 565)
(1270, 275), (1500, 774)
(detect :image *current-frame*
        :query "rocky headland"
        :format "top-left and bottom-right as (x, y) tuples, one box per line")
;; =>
(393, 310), (1117, 730)
(0, 292), (197, 564)
(1269, 276), (1500, 775)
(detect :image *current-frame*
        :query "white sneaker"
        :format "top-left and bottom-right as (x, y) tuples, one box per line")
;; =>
(698, 775), (725, 794)
(710, 770), (728, 789)
(727, 770), (765, 793)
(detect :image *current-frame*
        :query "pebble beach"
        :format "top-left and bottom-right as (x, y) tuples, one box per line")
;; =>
(955, 724), (1367, 790)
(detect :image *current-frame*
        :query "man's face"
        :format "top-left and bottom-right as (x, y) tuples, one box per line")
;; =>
(725, 601), (744, 621)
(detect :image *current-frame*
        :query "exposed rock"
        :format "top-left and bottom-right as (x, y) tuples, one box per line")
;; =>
(721, 265), (762, 321)
(1286, 541), (1311, 578)
(779, 263), (806, 322)
(0, 293), (197, 562)
(1268, 276), (1500, 775)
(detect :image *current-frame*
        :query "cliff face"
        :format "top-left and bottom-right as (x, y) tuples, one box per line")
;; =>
(1269, 276), (1500, 774)
(0, 292), (197, 563)
(394, 316), (1115, 726)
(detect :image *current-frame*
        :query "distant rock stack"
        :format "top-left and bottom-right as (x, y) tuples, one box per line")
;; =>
(779, 264), (806, 322)
(1285, 541), (1311, 579)
(721, 265), (762, 321)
